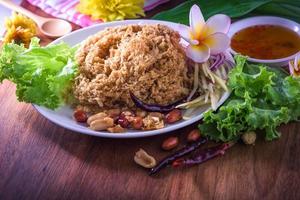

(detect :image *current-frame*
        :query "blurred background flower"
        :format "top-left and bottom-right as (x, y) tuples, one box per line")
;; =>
(76, 0), (145, 22)
(2, 12), (37, 48)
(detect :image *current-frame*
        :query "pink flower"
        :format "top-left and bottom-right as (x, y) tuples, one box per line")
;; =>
(179, 5), (231, 63)
(289, 53), (300, 77)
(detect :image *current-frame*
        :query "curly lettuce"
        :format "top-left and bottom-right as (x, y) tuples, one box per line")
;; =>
(199, 55), (300, 142)
(0, 38), (78, 109)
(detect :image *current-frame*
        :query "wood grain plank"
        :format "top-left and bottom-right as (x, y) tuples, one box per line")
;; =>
(0, 1), (300, 199)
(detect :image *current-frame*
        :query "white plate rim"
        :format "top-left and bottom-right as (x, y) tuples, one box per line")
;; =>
(33, 19), (231, 138)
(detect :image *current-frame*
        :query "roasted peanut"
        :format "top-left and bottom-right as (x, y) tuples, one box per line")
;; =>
(134, 149), (156, 168)
(89, 117), (114, 131)
(187, 129), (201, 142)
(165, 109), (182, 124)
(87, 112), (108, 125)
(131, 116), (143, 129)
(73, 109), (88, 123)
(161, 136), (179, 150)
(106, 108), (121, 118)
(107, 125), (125, 133)
(242, 131), (256, 145)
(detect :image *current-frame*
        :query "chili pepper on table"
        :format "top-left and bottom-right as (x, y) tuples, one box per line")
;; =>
(149, 138), (208, 175)
(172, 142), (235, 167)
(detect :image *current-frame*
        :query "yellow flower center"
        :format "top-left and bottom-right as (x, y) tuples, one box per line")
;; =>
(76, 0), (145, 22)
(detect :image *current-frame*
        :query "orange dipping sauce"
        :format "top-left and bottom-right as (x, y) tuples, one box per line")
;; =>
(231, 25), (300, 59)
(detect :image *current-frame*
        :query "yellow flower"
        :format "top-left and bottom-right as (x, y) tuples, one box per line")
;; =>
(2, 12), (37, 48)
(76, 0), (145, 22)
(179, 5), (231, 63)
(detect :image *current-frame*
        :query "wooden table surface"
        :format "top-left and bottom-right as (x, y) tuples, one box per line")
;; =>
(1, 1), (300, 200)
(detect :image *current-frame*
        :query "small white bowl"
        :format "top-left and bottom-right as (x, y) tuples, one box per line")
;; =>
(228, 16), (300, 67)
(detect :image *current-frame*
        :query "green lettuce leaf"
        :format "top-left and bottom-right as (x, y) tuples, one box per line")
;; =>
(200, 97), (250, 141)
(228, 56), (275, 98)
(199, 55), (300, 142)
(0, 38), (78, 109)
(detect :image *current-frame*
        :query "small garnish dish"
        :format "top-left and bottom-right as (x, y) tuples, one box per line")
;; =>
(228, 16), (300, 67)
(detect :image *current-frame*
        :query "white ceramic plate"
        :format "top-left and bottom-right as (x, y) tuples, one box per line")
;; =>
(34, 19), (230, 138)
(228, 16), (300, 67)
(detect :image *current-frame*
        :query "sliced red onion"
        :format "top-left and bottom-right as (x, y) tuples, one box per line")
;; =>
(224, 49), (235, 64)
(210, 53), (225, 71)
(210, 52), (235, 72)
(224, 59), (235, 68)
